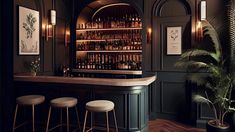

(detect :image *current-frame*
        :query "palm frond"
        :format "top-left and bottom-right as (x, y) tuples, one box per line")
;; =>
(228, 106), (235, 112)
(175, 61), (209, 70)
(193, 95), (212, 104)
(186, 73), (208, 85)
(179, 49), (220, 63)
(203, 22), (222, 59)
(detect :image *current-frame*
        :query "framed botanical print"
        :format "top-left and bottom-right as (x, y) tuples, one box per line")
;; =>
(166, 26), (182, 55)
(19, 6), (39, 55)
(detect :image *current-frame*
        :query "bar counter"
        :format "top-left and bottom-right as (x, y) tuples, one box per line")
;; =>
(14, 75), (156, 86)
(14, 75), (156, 132)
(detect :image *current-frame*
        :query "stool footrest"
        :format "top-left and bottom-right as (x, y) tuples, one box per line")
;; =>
(14, 121), (29, 130)
(85, 126), (117, 132)
(48, 123), (80, 132)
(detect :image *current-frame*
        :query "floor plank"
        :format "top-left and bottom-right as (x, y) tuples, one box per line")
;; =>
(149, 119), (206, 132)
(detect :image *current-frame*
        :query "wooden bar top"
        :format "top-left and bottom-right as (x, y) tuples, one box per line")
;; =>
(14, 75), (156, 87)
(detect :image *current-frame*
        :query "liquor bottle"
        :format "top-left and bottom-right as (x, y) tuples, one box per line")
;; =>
(138, 17), (142, 28)
(97, 18), (103, 29)
(125, 14), (129, 28)
(132, 15), (135, 28)
(135, 15), (139, 28)
(111, 17), (116, 28)
(128, 15), (132, 28)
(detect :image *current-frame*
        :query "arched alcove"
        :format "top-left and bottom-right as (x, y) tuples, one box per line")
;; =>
(149, 0), (194, 121)
(154, 0), (191, 17)
(76, 0), (143, 27)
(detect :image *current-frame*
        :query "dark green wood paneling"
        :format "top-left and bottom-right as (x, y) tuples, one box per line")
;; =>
(14, 81), (148, 132)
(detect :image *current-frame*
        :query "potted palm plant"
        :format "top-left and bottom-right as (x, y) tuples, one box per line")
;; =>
(175, 21), (235, 132)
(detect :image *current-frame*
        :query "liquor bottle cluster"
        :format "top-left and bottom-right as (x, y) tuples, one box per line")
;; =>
(77, 14), (142, 29)
(76, 53), (142, 70)
(77, 29), (141, 40)
(77, 40), (142, 51)
(75, 13), (142, 71)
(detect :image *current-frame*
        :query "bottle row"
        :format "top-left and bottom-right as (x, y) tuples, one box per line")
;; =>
(77, 30), (142, 40)
(76, 53), (142, 70)
(77, 41), (142, 51)
(77, 14), (142, 29)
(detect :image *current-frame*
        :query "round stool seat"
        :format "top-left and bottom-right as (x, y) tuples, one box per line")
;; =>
(50, 97), (77, 108)
(86, 100), (114, 112)
(16, 95), (45, 105)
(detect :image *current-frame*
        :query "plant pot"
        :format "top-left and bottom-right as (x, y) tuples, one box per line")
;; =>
(225, 112), (235, 132)
(206, 120), (231, 132)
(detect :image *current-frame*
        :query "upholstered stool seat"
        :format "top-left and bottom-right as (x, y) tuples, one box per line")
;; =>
(13, 95), (45, 132)
(83, 100), (118, 132)
(50, 97), (78, 108)
(16, 95), (45, 105)
(46, 97), (81, 132)
(86, 100), (114, 112)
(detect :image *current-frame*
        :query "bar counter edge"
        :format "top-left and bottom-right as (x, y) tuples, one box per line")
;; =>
(14, 75), (156, 87)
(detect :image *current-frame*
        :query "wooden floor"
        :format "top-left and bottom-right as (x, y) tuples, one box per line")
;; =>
(149, 119), (205, 132)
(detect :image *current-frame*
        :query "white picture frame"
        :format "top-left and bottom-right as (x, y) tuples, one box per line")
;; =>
(167, 26), (182, 55)
(19, 6), (39, 55)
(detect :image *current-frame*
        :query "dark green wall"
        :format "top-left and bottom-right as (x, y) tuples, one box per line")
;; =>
(13, 0), (70, 75)
(0, 0), (229, 131)
(143, 0), (227, 126)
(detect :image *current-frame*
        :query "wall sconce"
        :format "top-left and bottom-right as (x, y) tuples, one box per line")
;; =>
(147, 28), (152, 44)
(200, 1), (206, 21)
(42, 24), (46, 37)
(65, 30), (70, 47)
(50, 10), (56, 25)
(47, 24), (53, 40)
(42, 24), (53, 41)
(196, 21), (203, 41)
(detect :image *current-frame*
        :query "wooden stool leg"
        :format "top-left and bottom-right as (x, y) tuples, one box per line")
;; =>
(75, 106), (81, 131)
(106, 112), (109, 132)
(83, 110), (88, 132)
(90, 112), (92, 131)
(60, 109), (63, 132)
(13, 104), (18, 132)
(32, 105), (35, 132)
(113, 109), (118, 132)
(46, 106), (52, 132)
(66, 107), (69, 132)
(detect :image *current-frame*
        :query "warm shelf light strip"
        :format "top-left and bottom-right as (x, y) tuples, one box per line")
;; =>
(76, 27), (142, 32)
(76, 50), (142, 53)
(76, 39), (140, 42)
(72, 69), (142, 75)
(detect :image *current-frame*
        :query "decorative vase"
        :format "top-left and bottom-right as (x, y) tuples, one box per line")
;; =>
(206, 120), (231, 132)
(31, 72), (37, 76)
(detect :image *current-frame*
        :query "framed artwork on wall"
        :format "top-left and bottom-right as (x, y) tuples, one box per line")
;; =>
(166, 26), (182, 55)
(19, 6), (39, 55)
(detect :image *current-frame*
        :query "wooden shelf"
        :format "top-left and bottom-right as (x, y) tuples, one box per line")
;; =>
(76, 27), (142, 32)
(76, 40), (106, 42)
(72, 69), (142, 75)
(76, 50), (142, 53)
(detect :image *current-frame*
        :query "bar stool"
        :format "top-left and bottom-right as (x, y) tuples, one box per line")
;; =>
(13, 95), (45, 132)
(46, 97), (81, 132)
(83, 100), (118, 132)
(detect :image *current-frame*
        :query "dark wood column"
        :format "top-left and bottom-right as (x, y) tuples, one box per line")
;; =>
(1, 0), (14, 132)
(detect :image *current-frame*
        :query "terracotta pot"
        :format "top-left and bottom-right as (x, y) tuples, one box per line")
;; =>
(206, 120), (231, 132)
